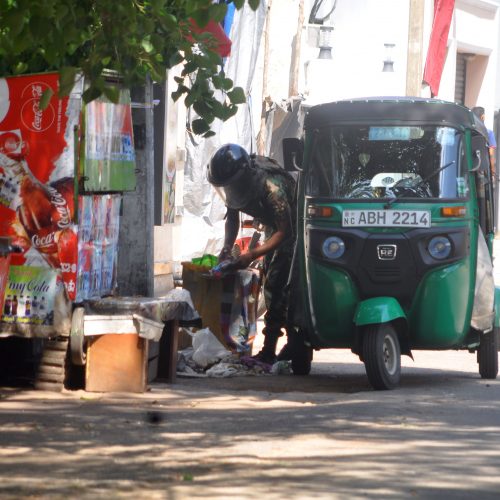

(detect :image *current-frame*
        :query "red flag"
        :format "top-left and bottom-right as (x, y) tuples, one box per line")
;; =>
(189, 19), (232, 58)
(422, 0), (455, 97)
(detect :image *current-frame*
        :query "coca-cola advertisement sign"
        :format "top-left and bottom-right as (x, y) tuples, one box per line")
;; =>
(0, 73), (80, 302)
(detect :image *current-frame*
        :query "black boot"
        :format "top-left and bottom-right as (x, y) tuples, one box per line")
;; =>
(276, 342), (294, 361)
(276, 328), (300, 361)
(253, 328), (281, 364)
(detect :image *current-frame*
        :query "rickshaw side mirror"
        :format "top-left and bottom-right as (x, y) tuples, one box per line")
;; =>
(282, 137), (303, 172)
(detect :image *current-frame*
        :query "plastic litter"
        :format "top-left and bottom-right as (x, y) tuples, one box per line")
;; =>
(207, 258), (237, 279)
(191, 328), (231, 368)
(270, 360), (292, 375)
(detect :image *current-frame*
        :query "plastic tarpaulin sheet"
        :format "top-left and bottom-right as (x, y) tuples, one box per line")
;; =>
(182, 2), (267, 262)
(84, 288), (199, 324)
(471, 230), (495, 332)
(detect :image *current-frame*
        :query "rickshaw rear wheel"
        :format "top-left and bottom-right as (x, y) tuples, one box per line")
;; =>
(478, 327), (498, 379)
(362, 323), (401, 390)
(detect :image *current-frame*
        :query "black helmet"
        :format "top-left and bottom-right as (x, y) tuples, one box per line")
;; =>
(207, 144), (251, 187)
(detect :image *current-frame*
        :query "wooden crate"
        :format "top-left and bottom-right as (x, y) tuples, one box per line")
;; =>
(85, 334), (148, 393)
(84, 317), (180, 392)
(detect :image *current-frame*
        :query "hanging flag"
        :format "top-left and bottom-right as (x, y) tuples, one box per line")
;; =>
(422, 0), (455, 97)
(189, 19), (232, 58)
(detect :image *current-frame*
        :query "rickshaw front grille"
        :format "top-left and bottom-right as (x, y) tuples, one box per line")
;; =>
(370, 267), (401, 280)
(308, 225), (470, 308)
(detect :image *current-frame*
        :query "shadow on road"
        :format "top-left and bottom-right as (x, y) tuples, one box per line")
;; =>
(174, 360), (483, 395)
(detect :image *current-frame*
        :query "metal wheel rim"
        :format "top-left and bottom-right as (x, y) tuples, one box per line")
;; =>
(383, 333), (397, 375)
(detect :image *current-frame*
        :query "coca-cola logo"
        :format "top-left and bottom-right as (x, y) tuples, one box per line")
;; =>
(47, 185), (71, 228)
(20, 82), (55, 133)
(32, 232), (55, 249)
(0, 130), (22, 156)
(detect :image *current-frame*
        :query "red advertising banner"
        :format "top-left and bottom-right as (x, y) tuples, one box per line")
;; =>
(0, 73), (80, 302)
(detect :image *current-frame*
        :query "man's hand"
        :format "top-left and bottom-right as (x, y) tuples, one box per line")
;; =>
(234, 252), (254, 270)
(218, 246), (233, 262)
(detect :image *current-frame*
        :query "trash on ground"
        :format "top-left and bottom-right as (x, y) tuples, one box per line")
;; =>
(177, 327), (290, 378)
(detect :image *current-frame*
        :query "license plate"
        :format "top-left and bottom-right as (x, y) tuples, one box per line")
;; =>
(342, 210), (431, 228)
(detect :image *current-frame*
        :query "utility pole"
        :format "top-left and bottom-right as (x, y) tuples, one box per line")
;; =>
(289, 0), (305, 97)
(406, 0), (425, 97)
(257, 0), (272, 155)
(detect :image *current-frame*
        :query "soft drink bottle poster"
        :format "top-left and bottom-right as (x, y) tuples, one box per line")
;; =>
(83, 90), (136, 192)
(1, 265), (59, 325)
(0, 73), (80, 304)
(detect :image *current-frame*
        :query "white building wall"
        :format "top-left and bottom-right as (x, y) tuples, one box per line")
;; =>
(259, 0), (411, 105)
(258, 0), (500, 112)
(440, 0), (500, 129)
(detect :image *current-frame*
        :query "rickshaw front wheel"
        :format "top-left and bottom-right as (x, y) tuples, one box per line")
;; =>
(362, 323), (401, 390)
(478, 327), (499, 380)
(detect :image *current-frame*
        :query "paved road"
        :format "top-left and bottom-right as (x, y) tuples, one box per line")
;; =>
(1, 241), (499, 499)
(1, 346), (499, 499)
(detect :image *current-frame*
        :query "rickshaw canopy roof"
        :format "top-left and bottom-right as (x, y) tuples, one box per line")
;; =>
(304, 97), (489, 140)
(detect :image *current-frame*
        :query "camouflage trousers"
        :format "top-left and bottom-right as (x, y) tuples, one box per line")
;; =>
(262, 237), (294, 337)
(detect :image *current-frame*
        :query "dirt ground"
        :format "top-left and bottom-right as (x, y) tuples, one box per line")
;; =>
(1, 329), (500, 500)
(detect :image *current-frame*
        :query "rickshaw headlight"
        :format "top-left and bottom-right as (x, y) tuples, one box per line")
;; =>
(322, 236), (345, 260)
(428, 236), (452, 260)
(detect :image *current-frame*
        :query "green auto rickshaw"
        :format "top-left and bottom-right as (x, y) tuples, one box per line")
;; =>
(284, 97), (499, 389)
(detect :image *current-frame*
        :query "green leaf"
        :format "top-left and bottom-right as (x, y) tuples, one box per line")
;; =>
(204, 49), (222, 66)
(5, 11), (25, 36)
(59, 66), (78, 96)
(203, 130), (216, 138)
(141, 38), (154, 54)
(215, 104), (238, 121)
(233, 0), (245, 9)
(191, 9), (209, 28)
(11, 32), (32, 54)
(249, 0), (261, 10)
(184, 92), (197, 108)
(227, 87), (246, 105)
(191, 118), (210, 135)
(171, 91), (182, 102)
(39, 87), (54, 111)
(193, 100), (211, 117)
(221, 77), (233, 91)
(13, 61), (28, 75)
(169, 52), (184, 67)
(209, 3), (227, 23)
(181, 61), (198, 76)
(28, 16), (47, 39)
(82, 86), (102, 103)
(55, 4), (69, 20)
(211, 75), (222, 89)
(151, 0), (164, 15)
(226, 105), (238, 119)
(160, 13), (177, 30)
(103, 85), (120, 103)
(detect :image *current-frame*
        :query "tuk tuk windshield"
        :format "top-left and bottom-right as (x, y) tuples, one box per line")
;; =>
(306, 125), (467, 200)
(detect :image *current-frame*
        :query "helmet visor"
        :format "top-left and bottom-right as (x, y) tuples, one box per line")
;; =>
(224, 170), (255, 209)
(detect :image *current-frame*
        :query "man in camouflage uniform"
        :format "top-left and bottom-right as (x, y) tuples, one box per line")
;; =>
(208, 144), (296, 364)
